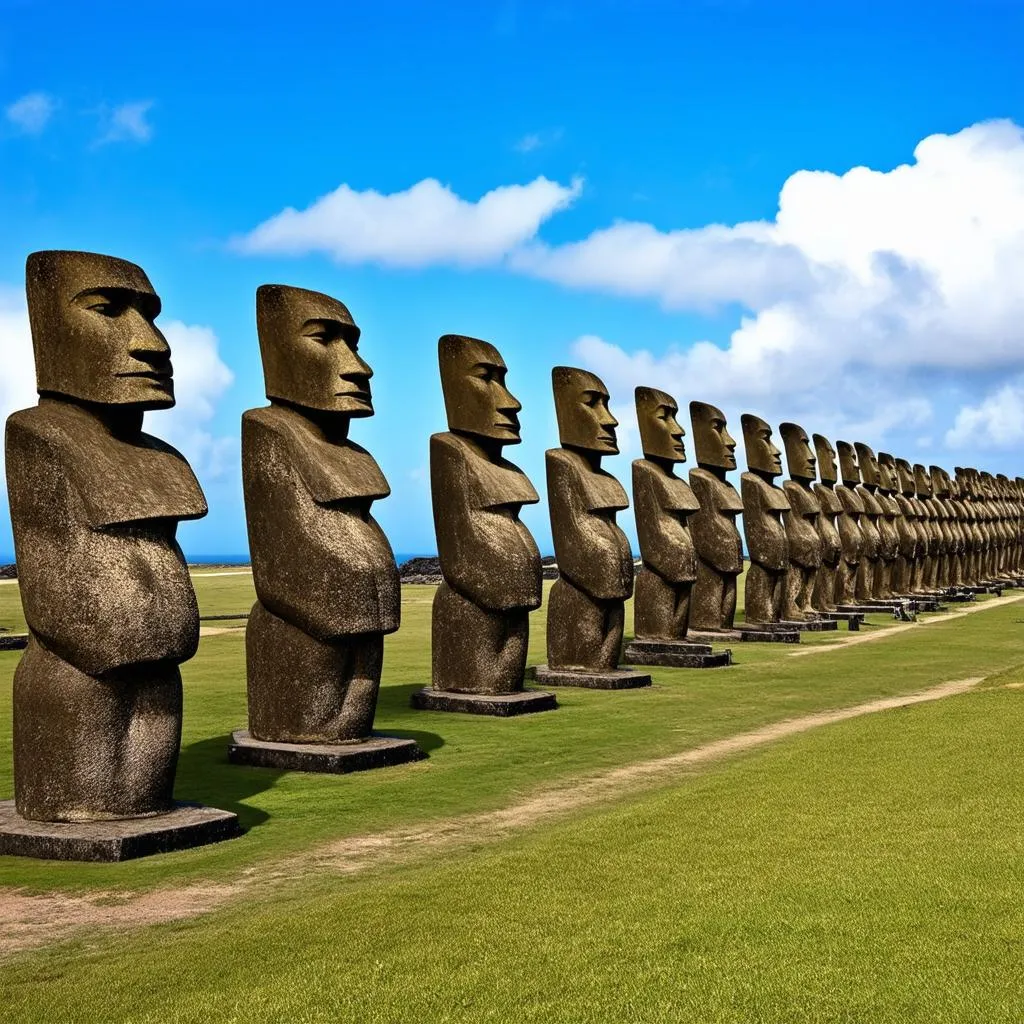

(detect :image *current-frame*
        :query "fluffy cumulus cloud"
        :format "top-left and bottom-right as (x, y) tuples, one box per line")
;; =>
(529, 120), (1024, 464)
(0, 292), (234, 493)
(235, 176), (582, 268)
(5, 92), (56, 134)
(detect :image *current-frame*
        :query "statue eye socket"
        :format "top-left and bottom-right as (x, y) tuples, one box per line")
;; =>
(83, 296), (126, 317)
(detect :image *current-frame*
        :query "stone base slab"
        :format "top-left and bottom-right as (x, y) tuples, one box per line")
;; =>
(229, 730), (426, 773)
(779, 618), (838, 632)
(0, 632), (28, 651)
(817, 612), (863, 630)
(735, 623), (801, 643)
(532, 664), (653, 689)
(0, 800), (241, 862)
(623, 639), (732, 669)
(410, 687), (557, 716)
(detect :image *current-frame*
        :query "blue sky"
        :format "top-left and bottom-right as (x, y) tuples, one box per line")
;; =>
(2, 0), (1023, 559)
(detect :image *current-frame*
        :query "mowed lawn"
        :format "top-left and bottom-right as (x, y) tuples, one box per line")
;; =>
(1, 573), (1023, 1021)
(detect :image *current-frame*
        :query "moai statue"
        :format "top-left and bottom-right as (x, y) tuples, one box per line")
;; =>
(903, 459), (932, 592)
(883, 455), (918, 595)
(231, 285), (423, 771)
(928, 465), (955, 589)
(834, 442), (867, 605)
(1, 250), (238, 860)
(914, 464), (941, 590)
(740, 415), (791, 626)
(623, 388), (731, 669)
(944, 470), (968, 586)
(852, 443), (889, 600)
(413, 335), (555, 715)
(957, 467), (984, 586)
(536, 367), (651, 689)
(687, 402), (745, 635)
(779, 422), (822, 621)
(811, 434), (843, 613)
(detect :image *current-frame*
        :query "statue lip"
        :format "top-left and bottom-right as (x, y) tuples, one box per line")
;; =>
(335, 389), (371, 401)
(117, 369), (171, 387)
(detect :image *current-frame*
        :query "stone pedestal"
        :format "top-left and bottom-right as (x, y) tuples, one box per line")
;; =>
(779, 618), (838, 632)
(817, 611), (863, 630)
(623, 638), (732, 669)
(688, 626), (801, 644)
(410, 688), (557, 716)
(0, 631), (29, 651)
(532, 665), (652, 689)
(229, 730), (425, 773)
(0, 801), (241, 862)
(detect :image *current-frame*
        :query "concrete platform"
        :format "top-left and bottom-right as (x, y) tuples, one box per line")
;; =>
(532, 664), (652, 689)
(410, 687), (557, 716)
(0, 801), (241, 862)
(735, 623), (801, 643)
(229, 730), (425, 773)
(623, 638), (732, 669)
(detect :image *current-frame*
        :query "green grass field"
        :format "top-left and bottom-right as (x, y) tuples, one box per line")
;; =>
(1, 573), (1023, 1022)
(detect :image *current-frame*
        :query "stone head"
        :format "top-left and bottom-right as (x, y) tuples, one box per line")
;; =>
(257, 284), (371, 416)
(930, 466), (950, 498)
(980, 471), (996, 497)
(741, 414), (783, 478)
(836, 441), (860, 486)
(913, 464), (932, 498)
(689, 401), (737, 471)
(26, 250), (174, 410)
(895, 458), (916, 495)
(877, 453), (897, 493)
(780, 422), (816, 481)
(812, 434), (838, 485)
(635, 387), (685, 463)
(854, 443), (880, 487)
(551, 366), (618, 454)
(439, 335), (522, 445)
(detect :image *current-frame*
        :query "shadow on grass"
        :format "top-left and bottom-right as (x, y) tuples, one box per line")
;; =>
(176, 734), (282, 831)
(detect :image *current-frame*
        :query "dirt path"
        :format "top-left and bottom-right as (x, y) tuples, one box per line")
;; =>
(789, 593), (1024, 656)
(0, 676), (983, 958)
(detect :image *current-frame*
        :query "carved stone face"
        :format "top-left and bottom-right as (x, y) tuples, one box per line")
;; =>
(256, 284), (372, 416)
(896, 458), (916, 495)
(635, 386), (685, 462)
(854, 443), (880, 487)
(780, 422), (816, 481)
(837, 442), (860, 486)
(741, 414), (782, 477)
(930, 466), (950, 498)
(26, 250), (174, 410)
(438, 334), (522, 444)
(552, 366), (618, 454)
(913, 464), (933, 498)
(813, 434), (838, 485)
(689, 401), (737, 470)
(877, 453), (897, 493)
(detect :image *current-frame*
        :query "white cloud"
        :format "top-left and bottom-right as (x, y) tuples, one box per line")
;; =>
(520, 120), (1024, 464)
(234, 175), (583, 268)
(0, 291), (234, 491)
(5, 92), (56, 134)
(945, 379), (1024, 450)
(97, 100), (154, 145)
(514, 128), (563, 153)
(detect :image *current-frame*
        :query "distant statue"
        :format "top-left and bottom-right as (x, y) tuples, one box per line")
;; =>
(688, 402), (744, 632)
(856, 443), (897, 599)
(5, 251), (215, 829)
(235, 285), (422, 769)
(538, 367), (649, 688)
(740, 415), (790, 625)
(833, 441), (866, 605)
(417, 335), (555, 713)
(881, 454), (917, 595)
(779, 422), (823, 620)
(850, 443), (886, 601)
(914, 464), (940, 589)
(631, 387), (700, 640)
(811, 434), (843, 612)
